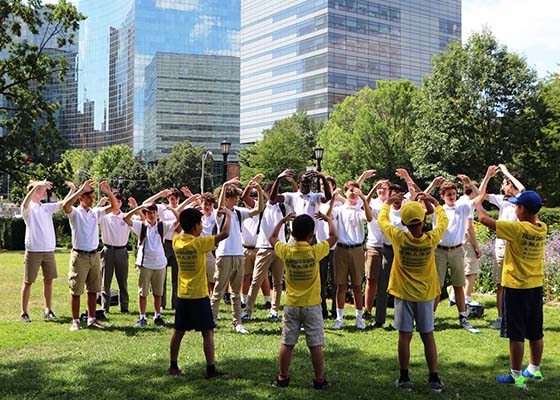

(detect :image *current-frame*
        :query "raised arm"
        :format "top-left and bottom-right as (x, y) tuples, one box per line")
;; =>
(214, 207), (232, 244)
(176, 193), (202, 214)
(123, 204), (147, 227)
(499, 164), (525, 193)
(270, 169), (295, 203)
(357, 188), (373, 222)
(62, 179), (95, 214)
(424, 176), (446, 195)
(416, 192), (435, 215)
(269, 212), (295, 247)
(99, 181), (118, 214)
(473, 195), (497, 231)
(142, 188), (172, 206)
(457, 174), (480, 197)
(356, 169), (376, 188)
(241, 174), (264, 208)
(478, 165), (498, 198)
(217, 177), (240, 210)
(315, 210), (338, 247)
(62, 181), (77, 203)
(22, 180), (52, 210)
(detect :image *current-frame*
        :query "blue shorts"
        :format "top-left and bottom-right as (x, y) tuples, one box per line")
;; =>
(174, 297), (215, 332)
(501, 286), (543, 341)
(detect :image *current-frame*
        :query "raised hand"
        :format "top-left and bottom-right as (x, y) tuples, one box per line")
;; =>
(99, 180), (112, 194)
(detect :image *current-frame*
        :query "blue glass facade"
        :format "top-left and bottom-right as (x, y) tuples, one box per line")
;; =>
(77, 0), (240, 158)
(240, 0), (461, 143)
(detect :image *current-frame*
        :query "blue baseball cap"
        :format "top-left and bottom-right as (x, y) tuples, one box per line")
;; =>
(508, 190), (543, 213)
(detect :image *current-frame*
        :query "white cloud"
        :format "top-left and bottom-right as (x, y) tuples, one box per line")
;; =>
(192, 15), (220, 38)
(462, 0), (560, 76)
(155, 0), (199, 12)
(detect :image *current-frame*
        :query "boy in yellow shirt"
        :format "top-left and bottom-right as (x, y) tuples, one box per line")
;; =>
(378, 192), (448, 392)
(475, 190), (546, 389)
(270, 211), (337, 389)
(168, 207), (231, 378)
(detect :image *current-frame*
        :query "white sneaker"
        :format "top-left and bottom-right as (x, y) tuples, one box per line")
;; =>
(235, 324), (249, 334)
(332, 319), (344, 330)
(356, 318), (365, 330)
(489, 318), (502, 330)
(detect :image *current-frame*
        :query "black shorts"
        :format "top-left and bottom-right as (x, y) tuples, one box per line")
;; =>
(501, 286), (543, 342)
(174, 297), (215, 332)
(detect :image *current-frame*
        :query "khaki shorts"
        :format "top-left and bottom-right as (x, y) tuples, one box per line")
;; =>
(463, 239), (480, 275)
(243, 247), (257, 275)
(365, 247), (382, 280)
(493, 246), (505, 284)
(334, 246), (364, 285)
(282, 304), (325, 347)
(24, 251), (57, 283)
(206, 251), (216, 283)
(435, 246), (466, 288)
(68, 251), (101, 296)
(136, 266), (166, 297)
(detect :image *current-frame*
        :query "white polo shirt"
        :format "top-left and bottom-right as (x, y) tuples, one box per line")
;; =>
(382, 206), (408, 245)
(201, 210), (217, 237)
(435, 202), (471, 247)
(22, 201), (61, 252)
(256, 202), (287, 249)
(131, 220), (175, 269)
(157, 204), (177, 241)
(366, 198), (384, 248)
(241, 214), (260, 248)
(216, 206), (250, 257)
(283, 191), (323, 217)
(99, 211), (130, 247)
(316, 201), (342, 250)
(487, 194), (518, 247)
(332, 203), (367, 246)
(68, 206), (104, 251)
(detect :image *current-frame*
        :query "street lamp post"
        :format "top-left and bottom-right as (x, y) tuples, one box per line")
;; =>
(314, 146), (324, 192)
(221, 139), (231, 184)
(201, 150), (212, 193)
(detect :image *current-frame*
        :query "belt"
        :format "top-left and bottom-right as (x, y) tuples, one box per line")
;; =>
(243, 246), (256, 250)
(437, 244), (463, 251)
(104, 244), (127, 250)
(73, 248), (97, 255)
(337, 243), (362, 249)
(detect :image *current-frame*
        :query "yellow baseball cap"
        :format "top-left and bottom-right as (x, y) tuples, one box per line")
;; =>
(400, 201), (425, 225)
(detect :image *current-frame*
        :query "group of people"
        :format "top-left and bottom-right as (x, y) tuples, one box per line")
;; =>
(19, 163), (547, 391)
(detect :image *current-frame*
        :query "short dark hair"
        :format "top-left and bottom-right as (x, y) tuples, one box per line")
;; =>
(168, 188), (181, 199)
(224, 186), (240, 198)
(179, 208), (202, 233)
(291, 214), (315, 241)
(388, 184), (403, 193)
(113, 191), (123, 201)
(142, 203), (158, 214)
(343, 180), (360, 192)
(439, 182), (457, 196)
(202, 192), (215, 204)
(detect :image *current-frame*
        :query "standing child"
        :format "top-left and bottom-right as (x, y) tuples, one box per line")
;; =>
(475, 191), (546, 389)
(378, 192), (448, 392)
(168, 207), (232, 378)
(270, 211), (338, 389)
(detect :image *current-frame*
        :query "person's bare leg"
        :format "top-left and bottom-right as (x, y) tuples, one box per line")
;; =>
(279, 344), (294, 377)
(21, 282), (32, 315)
(310, 345), (325, 380)
(420, 331), (438, 373)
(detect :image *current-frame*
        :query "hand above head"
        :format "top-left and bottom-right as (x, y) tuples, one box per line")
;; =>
(457, 174), (472, 185)
(128, 197), (138, 208)
(250, 173), (265, 183)
(224, 177), (241, 186)
(277, 169), (296, 179)
(282, 212), (296, 224)
(315, 211), (331, 222)
(80, 179), (96, 193)
(180, 186), (193, 197)
(65, 181), (76, 190)
(486, 165), (499, 178)
(395, 168), (411, 180)
(417, 192), (438, 205)
(99, 181), (112, 194)
(386, 192), (405, 205)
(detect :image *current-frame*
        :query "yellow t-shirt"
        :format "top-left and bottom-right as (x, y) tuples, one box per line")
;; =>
(173, 234), (215, 299)
(274, 240), (330, 307)
(496, 220), (547, 289)
(378, 204), (448, 302)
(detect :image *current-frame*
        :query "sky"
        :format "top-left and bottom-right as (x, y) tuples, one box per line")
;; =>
(462, 0), (559, 78)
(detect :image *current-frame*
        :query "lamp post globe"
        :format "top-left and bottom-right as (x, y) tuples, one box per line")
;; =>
(221, 139), (231, 183)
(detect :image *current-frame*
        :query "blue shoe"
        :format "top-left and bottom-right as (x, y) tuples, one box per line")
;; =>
(522, 369), (543, 382)
(497, 372), (526, 388)
(240, 311), (251, 321)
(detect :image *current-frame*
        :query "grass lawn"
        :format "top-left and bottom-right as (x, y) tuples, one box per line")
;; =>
(1, 249), (559, 399)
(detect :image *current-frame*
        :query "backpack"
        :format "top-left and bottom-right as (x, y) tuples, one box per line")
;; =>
(217, 208), (242, 233)
(138, 222), (164, 267)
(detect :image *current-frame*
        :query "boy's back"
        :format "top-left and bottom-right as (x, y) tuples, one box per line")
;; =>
(173, 234), (215, 299)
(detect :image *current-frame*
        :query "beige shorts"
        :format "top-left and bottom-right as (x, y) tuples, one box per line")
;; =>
(206, 251), (216, 283)
(493, 246), (505, 284)
(281, 304), (325, 347)
(463, 239), (480, 275)
(435, 246), (466, 288)
(243, 247), (257, 275)
(334, 245), (364, 285)
(365, 247), (382, 280)
(136, 266), (166, 297)
(68, 251), (101, 296)
(24, 251), (57, 283)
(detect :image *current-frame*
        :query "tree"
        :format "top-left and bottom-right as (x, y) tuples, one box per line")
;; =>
(411, 30), (540, 186)
(149, 142), (213, 194)
(108, 157), (151, 205)
(317, 82), (417, 185)
(90, 144), (135, 180)
(60, 148), (94, 183)
(0, 0), (85, 183)
(239, 112), (322, 184)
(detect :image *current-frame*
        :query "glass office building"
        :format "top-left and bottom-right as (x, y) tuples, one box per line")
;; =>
(77, 0), (240, 159)
(240, 0), (461, 144)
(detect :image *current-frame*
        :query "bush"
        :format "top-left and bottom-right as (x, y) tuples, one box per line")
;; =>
(0, 217), (26, 250)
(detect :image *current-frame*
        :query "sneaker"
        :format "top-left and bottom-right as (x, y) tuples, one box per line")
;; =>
(264, 301), (272, 310)
(396, 378), (413, 391)
(269, 311), (280, 320)
(204, 370), (229, 379)
(134, 317), (148, 328)
(489, 318), (502, 330)
(241, 302), (246, 309)
(240, 311), (251, 321)
(459, 317), (480, 333)
(332, 319), (344, 330)
(371, 322), (384, 330)
(21, 313), (31, 323)
(272, 376), (290, 388)
(522, 369), (543, 382)
(235, 324), (249, 334)
(448, 300), (456, 306)
(363, 310), (373, 321)
(313, 378), (331, 390)
(69, 320), (80, 331)
(497, 372), (527, 389)
(154, 315), (165, 326)
(428, 379), (445, 392)
(87, 319), (105, 329)
(43, 310), (57, 321)
(167, 367), (182, 376)
(356, 318), (365, 330)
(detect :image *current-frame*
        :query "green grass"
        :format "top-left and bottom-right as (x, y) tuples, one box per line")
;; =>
(1, 249), (559, 399)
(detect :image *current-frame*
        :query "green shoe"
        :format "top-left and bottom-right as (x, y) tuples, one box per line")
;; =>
(496, 371), (527, 389)
(522, 369), (543, 382)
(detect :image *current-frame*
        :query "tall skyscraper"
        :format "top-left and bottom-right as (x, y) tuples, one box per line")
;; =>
(240, 0), (461, 144)
(77, 0), (240, 159)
